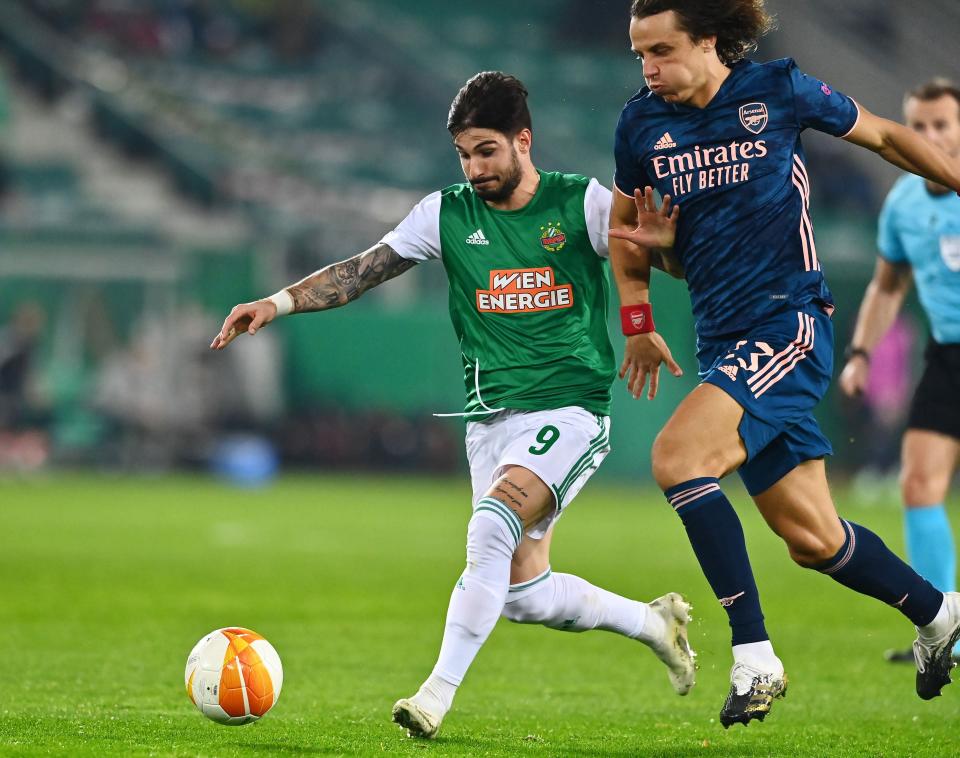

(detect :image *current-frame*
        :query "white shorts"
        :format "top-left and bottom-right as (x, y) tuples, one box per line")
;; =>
(465, 406), (611, 540)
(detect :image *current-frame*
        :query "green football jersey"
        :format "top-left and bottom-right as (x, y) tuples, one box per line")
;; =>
(381, 170), (615, 417)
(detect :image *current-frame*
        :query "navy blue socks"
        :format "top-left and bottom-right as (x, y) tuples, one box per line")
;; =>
(665, 478), (769, 645)
(817, 519), (944, 627)
(665, 480), (944, 638)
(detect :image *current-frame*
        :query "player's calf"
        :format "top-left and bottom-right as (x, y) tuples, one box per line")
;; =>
(780, 527), (845, 568)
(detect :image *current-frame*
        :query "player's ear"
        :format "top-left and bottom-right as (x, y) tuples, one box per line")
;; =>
(515, 128), (533, 154)
(699, 34), (718, 54)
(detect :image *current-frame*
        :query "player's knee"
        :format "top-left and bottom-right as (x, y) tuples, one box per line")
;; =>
(900, 466), (947, 507)
(466, 508), (520, 565)
(651, 428), (725, 489)
(651, 429), (686, 488)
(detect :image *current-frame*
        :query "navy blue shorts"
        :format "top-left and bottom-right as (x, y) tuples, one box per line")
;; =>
(697, 305), (834, 496)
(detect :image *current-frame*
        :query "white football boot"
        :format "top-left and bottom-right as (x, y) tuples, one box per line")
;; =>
(915, 591), (960, 700)
(647, 592), (697, 695)
(719, 657), (787, 728)
(391, 684), (447, 739)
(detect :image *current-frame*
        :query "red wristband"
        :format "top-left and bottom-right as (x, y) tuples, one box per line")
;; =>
(620, 303), (654, 335)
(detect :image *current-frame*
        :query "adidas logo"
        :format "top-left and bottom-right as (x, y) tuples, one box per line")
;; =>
(465, 228), (490, 246)
(718, 365), (739, 381)
(654, 132), (677, 150)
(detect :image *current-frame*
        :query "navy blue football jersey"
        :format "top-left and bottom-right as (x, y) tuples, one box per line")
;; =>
(614, 58), (860, 338)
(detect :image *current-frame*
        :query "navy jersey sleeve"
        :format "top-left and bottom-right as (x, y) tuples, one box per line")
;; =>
(613, 108), (652, 196)
(787, 60), (860, 137)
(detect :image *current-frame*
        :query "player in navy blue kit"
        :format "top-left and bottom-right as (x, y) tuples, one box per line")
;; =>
(840, 79), (960, 663)
(607, 0), (960, 727)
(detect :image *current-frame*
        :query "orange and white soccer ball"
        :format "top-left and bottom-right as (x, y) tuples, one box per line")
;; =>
(184, 627), (283, 725)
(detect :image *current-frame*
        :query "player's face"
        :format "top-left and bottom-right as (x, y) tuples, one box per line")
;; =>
(629, 11), (711, 104)
(905, 96), (960, 158)
(454, 128), (526, 202)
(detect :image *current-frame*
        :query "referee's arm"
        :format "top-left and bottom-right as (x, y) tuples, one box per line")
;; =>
(839, 257), (913, 397)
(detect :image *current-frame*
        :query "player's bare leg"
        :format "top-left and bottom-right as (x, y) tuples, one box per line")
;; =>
(885, 431), (960, 662)
(503, 526), (696, 696)
(752, 460), (845, 567)
(901, 431), (960, 511)
(652, 384), (784, 727)
(392, 466), (554, 739)
(754, 459), (954, 700)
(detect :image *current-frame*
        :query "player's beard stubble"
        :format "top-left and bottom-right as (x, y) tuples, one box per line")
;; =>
(471, 148), (523, 202)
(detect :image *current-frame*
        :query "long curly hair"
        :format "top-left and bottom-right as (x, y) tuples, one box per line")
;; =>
(630, 0), (775, 64)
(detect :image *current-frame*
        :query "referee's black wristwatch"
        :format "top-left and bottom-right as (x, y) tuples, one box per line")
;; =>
(844, 345), (870, 363)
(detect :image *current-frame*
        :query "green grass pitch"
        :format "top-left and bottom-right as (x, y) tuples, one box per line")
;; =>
(2, 474), (958, 756)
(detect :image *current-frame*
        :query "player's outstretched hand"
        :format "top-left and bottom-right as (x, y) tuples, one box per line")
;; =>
(210, 300), (278, 350)
(608, 186), (680, 251)
(620, 332), (683, 400)
(838, 357), (869, 398)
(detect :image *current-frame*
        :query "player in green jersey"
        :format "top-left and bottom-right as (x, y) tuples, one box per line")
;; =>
(212, 72), (695, 739)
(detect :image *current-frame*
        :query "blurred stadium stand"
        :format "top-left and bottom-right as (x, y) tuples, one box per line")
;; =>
(0, 0), (953, 479)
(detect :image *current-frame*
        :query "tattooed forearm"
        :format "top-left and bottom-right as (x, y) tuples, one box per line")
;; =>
(285, 243), (417, 313)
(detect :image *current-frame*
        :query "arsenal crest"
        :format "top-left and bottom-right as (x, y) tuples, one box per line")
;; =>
(739, 102), (768, 134)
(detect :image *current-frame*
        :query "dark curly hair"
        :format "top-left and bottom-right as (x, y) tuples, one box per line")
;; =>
(447, 71), (532, 137)
(630, 0), (775, 65)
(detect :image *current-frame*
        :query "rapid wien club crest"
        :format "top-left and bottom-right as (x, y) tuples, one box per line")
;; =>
(539, 220), (566, 252)
(739, 102), (768, 134)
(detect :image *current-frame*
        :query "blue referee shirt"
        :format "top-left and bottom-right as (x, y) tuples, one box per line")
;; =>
(878, 174), (960, 345)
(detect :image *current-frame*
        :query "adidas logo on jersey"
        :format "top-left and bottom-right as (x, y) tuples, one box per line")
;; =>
(466, 229), (490, 246)
(654, 132), (677, 150)
(718, 365), (739, 381)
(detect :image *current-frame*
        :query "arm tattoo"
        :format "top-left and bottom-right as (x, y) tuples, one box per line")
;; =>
(286, 243), (417, 313)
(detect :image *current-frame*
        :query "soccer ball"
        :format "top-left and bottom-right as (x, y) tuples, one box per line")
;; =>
(184, 627), (283, 725)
